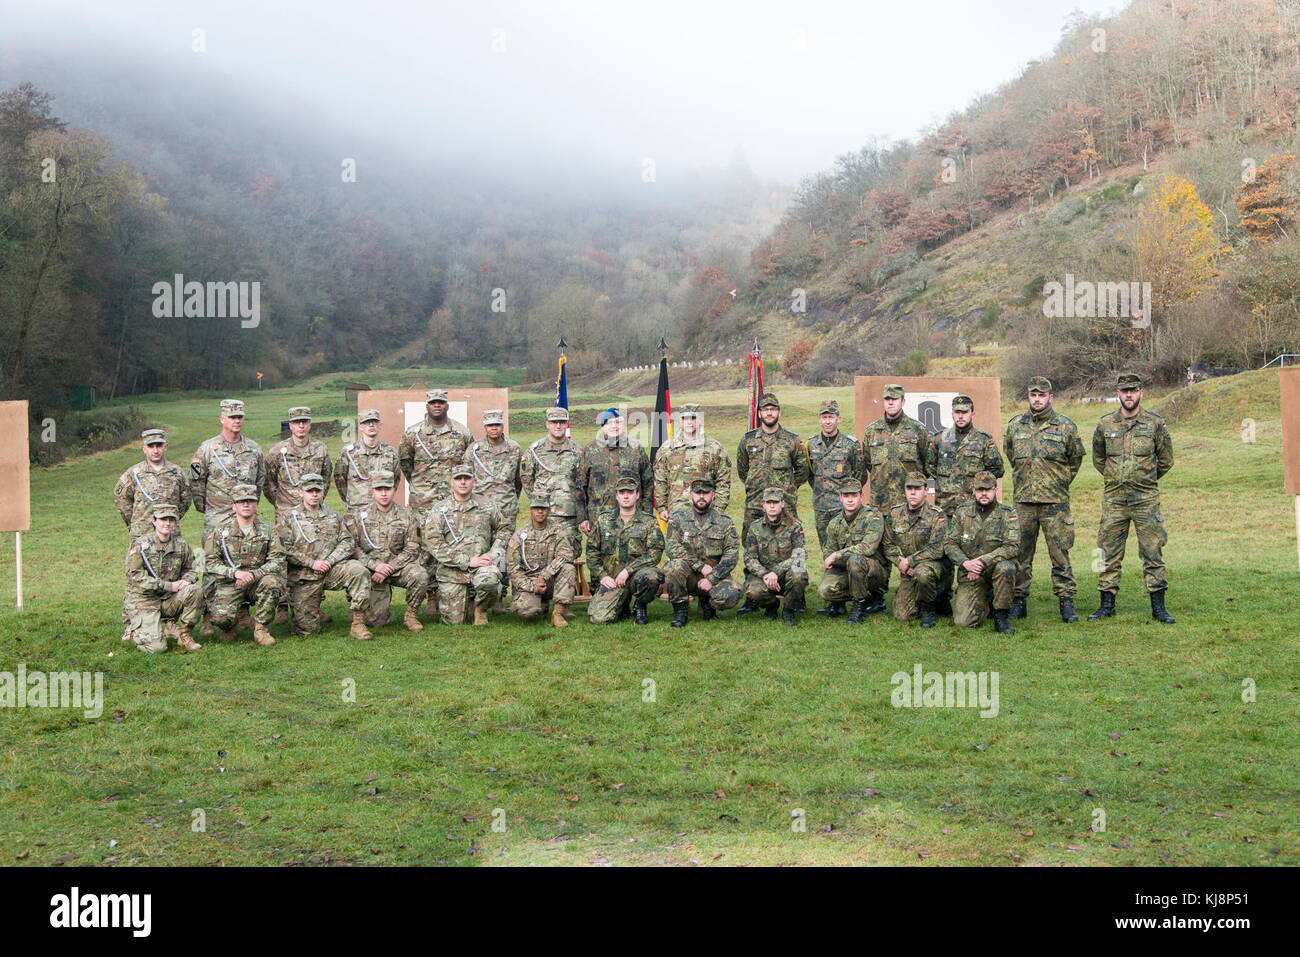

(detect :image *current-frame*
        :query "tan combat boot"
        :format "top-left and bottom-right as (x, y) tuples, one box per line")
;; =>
(176, 624), (202, 651)
(551, 603), (570, 628)
(404, 605), (424, 632)
(473, 605), (489, 627)
(350, 610), (373, 641)
(253, 621), (276, 646)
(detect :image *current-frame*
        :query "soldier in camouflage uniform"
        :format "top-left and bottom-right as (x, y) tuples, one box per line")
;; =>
(882, 473), (948, 627)
(399, 389), (473, 513)
(744, 488), (809, 625)
(805, 399), (866, 551)
(506, 495), (576, 627)
(817, 478), (888, 624)
(664, 476), (743, 626)
(334, 408), (400, 513)
(520, 407), (584, 558)
(463, 408), (522, 529)
(423, 464), (507, 626)
(862, 382), (931, 511)
(928, 395), (1003, 514)
(577, 408), (653, 537)
(190, 398), (265, 536)
(1003, 377), (1086, 623)
(115, 429), (192, 541)
(264, 406), (333, 520)
(202, 484), (282, 646)
(124, 504), (203, 653)
(344, 470), (428, 633)
(587, 476), (665, 625)
(652, 403), (731, 520)
(276, 473), (374, 639)
(943, 471), (1020, 634)
(1089, 373), (1175, 624)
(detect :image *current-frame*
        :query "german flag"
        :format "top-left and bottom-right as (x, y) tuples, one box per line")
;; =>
(651, 351), (671, 467)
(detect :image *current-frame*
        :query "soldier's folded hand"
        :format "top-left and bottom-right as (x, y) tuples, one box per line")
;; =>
(764, 571), (781, 591)
(601, 575), (619, 590)
(535, 575), (548, 592)
(824, 551), (838, 569)
(375, 562), (394, 578)
(614, 569), (629, 588)
(580, 521), (592, 535)
(171, 580), (190, 593)
(312, 559), (331, 573)
(469, 554), (492, 569)
(700, 564), (714, 578)
(898, 557), (911, 575)
(234, 570), (254, 587)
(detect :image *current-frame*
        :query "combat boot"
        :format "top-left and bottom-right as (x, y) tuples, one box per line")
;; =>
(404, 605), (424, 632)
(818, 601), (846, 617)
(473, 605), (489, 627)
(1059, 596), (1079, 623)
(551, 603), (570, 628)
(789, 594), (806, 613)
(633, 600), (649, 625)
(918, 601), (936, 629)
(699, 592), (717, 621)
(1009, 597), (1027, 619)
(781, 603), (797, 626)
(1087, 591), (1115, 620)
(934, 583), (953, 617)
(669, 602), (689, 628)
(1150, 589), (1175, 624)
(563, 605), (576, 620)
(864, 591), (886, 614)
(846, 598), (869, 624)
(253, 621), (276, 646)
(350, 610), (373, 641)
(176, 624), (202, 651)
(763, 603), (779, 621)
(993, 608), (1015, 635)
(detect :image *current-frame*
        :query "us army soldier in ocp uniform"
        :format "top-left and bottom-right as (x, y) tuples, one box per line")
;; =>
(744, 487), (809, 626)
(115, 428), (192, 541)
(519, 407), (583, 555)
(882, 473), (948, 627)
(805, 399), (866, 550)
(124, 504), (203, 653)
(653, 403), (731, 520)
(190, 398), (265, 536)
(203, 484), (282, 646)
(344, 470), (428, 633)
(334, 408), (400, 513)
(506, 495), (577, 628)
(943, 471), (1020, 634)
(423, 464), (507, 626)
(399, 389), (473, 513)
(817, 478), (889, 624)
(264, 406), (333, 520)
(587, 476), (665, 625)
(463, 408), (522, 530)
(664, 476), (743, 627)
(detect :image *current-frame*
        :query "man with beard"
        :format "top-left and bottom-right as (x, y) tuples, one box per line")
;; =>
(664, 476), (743, 627)
(943, 471), (1020, 635)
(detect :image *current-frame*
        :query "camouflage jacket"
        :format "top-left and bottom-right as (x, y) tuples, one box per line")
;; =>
(334, 439), (400, 512)
(114, 460), (192, 538)
(666, 507), (740, 584)
(736, 426), (809, 509)
(1004, 406), (1084, 504)
(345, 503), (421, 573)
(943, 501), (1021, 566)
(653, 432), (731, 515)
(275, 506), (355, 583)
(744, 513), (807, 578)
(190, 435), (265, 521)
(928, 425), (1004, 511)
(203, 516), (283, 582)
(264, 437), (333, 515)
(519, 437), (583, 518)
(577, 436), (653, 526)
(586, 509), (664, 582)
(506, 520), (574, 593)
(882, 503), (948, 566)
(422, 494), (508, 583)
(1091, 407), (1173, 503)
(463, 436), (523, 520)
(862, 414), (930, 510)
(824, 506), (885, 565)
(125, 532), (199, 601)
(398, 415), (472, 511)
(805, 430), (866, 512)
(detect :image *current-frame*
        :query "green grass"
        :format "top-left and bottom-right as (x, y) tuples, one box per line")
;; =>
(0, 372), (1295, 865)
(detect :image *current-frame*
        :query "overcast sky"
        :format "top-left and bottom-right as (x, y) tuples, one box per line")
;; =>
(7, 0), (1123, 183)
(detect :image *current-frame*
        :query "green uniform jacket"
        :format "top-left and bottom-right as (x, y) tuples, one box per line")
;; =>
(882, 503), (948, 566)
(861, 414), (930, 510)
(666, 507), (740, 584)
(275, 507), (354, 583)
(1004, 406), (1084, 504)
(507, 520), (574, 593)
(576, 436), (653, 527)
(519, 437), (583, 518)
(115, 460), (192, 538)
(1091, 407), (1173, 504)
(944, 501), (1021, 566)
(744, 513), (807, 578)
(264, 437), (333, 514)
(805, 431), (866, 513)
(587, 509), (664, 582)
(203, 517), (283, 582)
(398, 415), (472, 511)
(334, 440), (400, 512)
(825, 506), (886, 564)
(190, 435), (265, 519)
(126, 533), (199, 601)
(422, 494), (508, 584)
(345, 504), (421, 572)
(928, 425), (1003, 509)
(737, 426), (809, 510)
(464, 436), (523, 519)
(653, 432), (731, 515)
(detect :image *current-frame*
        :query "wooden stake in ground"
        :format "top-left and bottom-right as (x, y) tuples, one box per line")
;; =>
(0, 401), (32, 608)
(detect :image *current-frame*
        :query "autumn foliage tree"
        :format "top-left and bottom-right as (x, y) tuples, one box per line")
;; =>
(1235, 154), (1298, 241)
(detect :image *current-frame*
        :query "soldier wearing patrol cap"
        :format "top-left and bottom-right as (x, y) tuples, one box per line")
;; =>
(422, 463), (507, 626)
(344, 470), (428, 633)
(804, 399), (866, 551)
(664, 475), (743, 626)
(586, 474), (665, 625)
(943, 471), (1021, 634)
(463, 409), (522, 532)
(519, 406), (584, 557)
(928, 396), (1003, 515)
(123, 504), (204, 653)
(265, 407), (333, 521)
(334, 408), (400, 513)
(1089, 372), (1175, 624)
(506, 493), (577, 627)
(742, 487), (808, 626)
(817, 477), (888, 623)
(882, 473), (948, 627)
(399, 389), (471, 514)
(115, 429), (192, 542)
(862, 383), (931, 513)
(203, 484), (283, 646)
(652, 402), (731, 521)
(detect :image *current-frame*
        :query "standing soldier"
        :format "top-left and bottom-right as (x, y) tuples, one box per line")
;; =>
(943, 471), (1020, 635)
(817, 479), (889, 623)
(191, 399), (266, 537)
(882, 473), (948, 628)
(928, 395), (1002, 514)
(577, 408), (652, 537)
(463, 409), (522, 529)
(344, 470), (428, 634)
(664, 476), (743, 627)
(124, 504), (203, 654)
(743, 488), (809, 625)
(1089, 373), (1175, 623)
(587, 476), (665, 625)
(264, 406), (332, 520)
(115, 429), (192, 541)
(506, 495), (577, 628)
(1003, 377), (1086, 623)
(861, 383), (930, 513)
(804, 399), (865, 551)
(276, 473), (374, 640)
(399, 388), (472, 512)
(202, 484), (282, 646)
(519, 407), (584, 556)
(334, 408), (400, 513)
(653, 403), (731, 521)
(422, 465), (507, 626)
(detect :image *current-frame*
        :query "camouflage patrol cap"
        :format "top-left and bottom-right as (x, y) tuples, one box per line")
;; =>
(1117, 373), (1143, 389)
(220, 399), (245, 416)
(837, 478), (863, 494)
(882, 383), (905, 399)
(1027, 376), (1053, 394)
(762, 486), (786, 503)
(450, 464), (474, 479)
(545, 406), (570, 422)
(689, 476), (716, 493)
(757, 393), (780, 410)
(151, 503), (180, 520)
(530, 493), (552, 508)
(971, 471), (998, 490)
(680, 403), (701, 418)
(358, 408), (381, 423)
(615, 475), (639, 493)
(904, 473), (928, 488)
(426, 389), (449, 403)
(370, 469), (396, 488)
(300, 473), (327, 490)
(819, 400), (839, 415)
(231, 483), (259, 502)
(482, 409), (504, 426)
(951, 395), (974, 412)
(141, 429), (167, 445)
(288, 406), (312, 422)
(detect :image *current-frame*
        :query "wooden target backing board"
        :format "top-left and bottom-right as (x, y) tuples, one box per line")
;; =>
(1280, 368), (1300, 494)
(0, 402), (31, 531)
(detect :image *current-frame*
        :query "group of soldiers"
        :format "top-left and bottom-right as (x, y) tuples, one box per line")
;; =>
(114, 374), (1174, 651)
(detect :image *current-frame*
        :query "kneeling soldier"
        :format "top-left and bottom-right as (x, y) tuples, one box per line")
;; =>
(744, 487), (809, 625)
(817, 479), (888, 624)
(506, 495), (576, 627)
(345, 470), (428, 633)
(664, 476), (742, 627)
(124, 504), (203, 653)
(203, 484), (283, 645)
(423, 464), (507, 626)
(587, 476), (665, 625)
(882, 473), (948, 627)
(277, 473), (374, 639)
(943, 471), (1020, 634)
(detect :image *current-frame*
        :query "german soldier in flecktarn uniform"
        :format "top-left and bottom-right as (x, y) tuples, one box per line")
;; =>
(334, 408), (400, 513)
(743, 487), (809, 626)
(861, 383), (930, 513)
(344, 470), (428, 634)
(264, 406), (333, 520)
(423, 464), (507, 626)
(882, 473), (948, 628)
(587, 475), (665, 625)
(943, 471), (1020, 635)
(506, 494), (577, 628)
(664, 475), (743, 627)
(805, 399), (866, 551)
(203, 484), (283, 646)
(816, 478), (888, 624)
(124, 504), (203, 654)
(928, 395), (1003, 515)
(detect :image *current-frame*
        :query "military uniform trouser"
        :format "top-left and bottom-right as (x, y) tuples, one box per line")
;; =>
(510, 566), (576, 620)
(128, 586), (204, 653)
(745, 568), (808, 608)
(890, 559), (945, 621)
(663, 560), (742, 608)
(588, 567), (665, 623)
(550, 515), (583, 559)
(817, 554), (888, 603)
(953, 559), (1017, 627)
(288, 561), (372, 634)
(813, 510), (836, 551)
(1097, 498), (1168, 594)
(438, 567), (504, 624)
(365, 564), (431, 628)
(208, 576), (283, 628)
(1014, 501), (1076, 599)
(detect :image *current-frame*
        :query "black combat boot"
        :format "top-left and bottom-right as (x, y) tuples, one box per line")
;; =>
(736, 597), (758, 615)
(633, 600), (649, 625)
(763, 603), (779, 620)
(1009, 596), (1027, 619)
(845, 598), (869, 624)
(818, 601), (846, 617)
(1087, 591), (1115, 620)
(864, 590), (886, 614)
(1150, 589), (1175, 624)
(919, 601), (936, 628)
(781, 602), (797, 625)
(789, 593), (806, 613)
(699, 592), (717, 621)
(993, 608), (1015, 635)
(934, 583), (953, 617)
(1059, 596), (1079, 623)
(669, 602), (689, 628)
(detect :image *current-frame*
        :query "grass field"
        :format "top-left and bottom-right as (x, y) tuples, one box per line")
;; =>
(0, 370), (1295, 866)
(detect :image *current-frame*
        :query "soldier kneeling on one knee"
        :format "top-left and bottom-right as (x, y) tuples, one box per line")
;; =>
(506, 494), (576, 628)
(124, 504), (204, 653)
(943, 471), (1020, 635)
(203, 484), (283, 646)
(743, 487), (809, 626)
(817, 478), (888, 624)
(345, 470), (429, 634)
(881, 473), (948, 628)
(664, 476), (742, 627)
